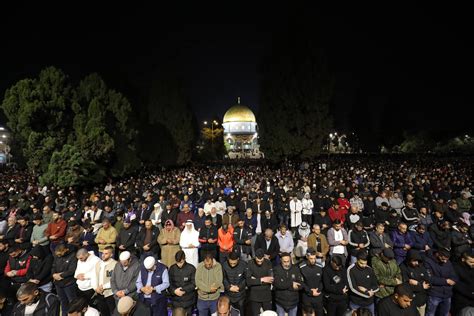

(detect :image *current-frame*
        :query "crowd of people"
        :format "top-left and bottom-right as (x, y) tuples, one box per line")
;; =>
(0, 156), (472, 316)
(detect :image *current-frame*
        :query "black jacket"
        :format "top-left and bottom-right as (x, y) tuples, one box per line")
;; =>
(429, 225), (451, 250)
(51, 250), (77, 288)
(233, 226), (252, 255)
(400, 262), (430, 307)
(223, 260), (247, 302)
(323, 262), (349, 302)
(453, 260), (474, 311)
(254, 235), (280, 261)
(299, 260), (324, 303)
(168, 261), (196, 309)
(347, 263), (379, 306)
(11, 291), (60, 316)
(199, 225), (218, 252)
(348, 229), (370, 257)
(246, 258), (273, 302)
(260, 215), (278, 232)
(273, 263), (303, 310)
(161, 209), (179, 226)
(116, 225), (138, 253)
(26, 246), (53, 286)
(136, 226), (160, 254)
(376, 295), (418, 316)
(451, 228), (471, 258)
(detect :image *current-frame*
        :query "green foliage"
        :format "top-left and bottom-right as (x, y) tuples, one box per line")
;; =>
(1, 67), (140, 186)
(39, 144), (105, 187)
(1, 67), (73, 173)
(258, 25), (333, 161)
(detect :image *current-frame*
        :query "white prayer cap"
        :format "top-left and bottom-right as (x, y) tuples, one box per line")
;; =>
(119, 251), (131, 261)
(144, 256), (156, 269)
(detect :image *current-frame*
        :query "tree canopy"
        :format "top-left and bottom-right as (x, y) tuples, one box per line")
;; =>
(1, 67), (140, 186)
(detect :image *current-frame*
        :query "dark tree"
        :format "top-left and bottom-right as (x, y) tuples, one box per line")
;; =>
(258, 22), (333, 161)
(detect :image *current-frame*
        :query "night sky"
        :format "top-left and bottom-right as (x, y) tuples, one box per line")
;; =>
(1, 4), (472, 143)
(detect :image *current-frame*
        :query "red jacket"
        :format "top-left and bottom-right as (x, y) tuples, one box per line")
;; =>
(328, 207), (347, 224)
(45, 219), (67, 243)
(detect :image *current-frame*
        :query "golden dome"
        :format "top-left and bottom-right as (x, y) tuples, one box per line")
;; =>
(223, 105), (256, 123)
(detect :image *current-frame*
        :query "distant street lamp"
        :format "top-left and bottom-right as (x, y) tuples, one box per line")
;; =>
(204, 120), (219, 149)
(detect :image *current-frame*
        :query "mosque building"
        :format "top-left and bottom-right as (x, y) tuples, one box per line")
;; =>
(222, 97), (261, 158)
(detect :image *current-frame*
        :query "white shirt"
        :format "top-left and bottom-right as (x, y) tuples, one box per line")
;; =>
(75, 252), (101, 291)
(333, 230), (345, 254)
(24, 300), (40, 315)
(85, 306), (101, 316)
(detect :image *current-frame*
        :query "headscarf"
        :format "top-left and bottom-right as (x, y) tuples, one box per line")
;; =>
(164, 219), (175, 232)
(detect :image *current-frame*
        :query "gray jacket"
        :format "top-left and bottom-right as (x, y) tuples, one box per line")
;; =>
(111, 256), (140, 300)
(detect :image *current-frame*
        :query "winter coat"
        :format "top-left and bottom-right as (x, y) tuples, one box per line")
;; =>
(273, 263), (303, 310)
(223, 260), (247, 302)
(195, 259), (223, 301)
(51, 250), (77, 288)
(246, 258), (273, 302)
(372, 256), (402, 298)
(168, 261), (196, 309)
(424, 253), (458, 298)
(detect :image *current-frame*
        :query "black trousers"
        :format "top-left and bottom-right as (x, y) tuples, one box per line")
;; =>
(326, 299), (348, 316)
(251, 301), (272, 316)
(231, 298), (246, 316)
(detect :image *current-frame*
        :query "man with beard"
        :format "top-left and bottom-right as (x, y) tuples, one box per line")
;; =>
(169, 251), (196, 316)
(376, 284), (418, 316)
(199, 216), (219, 260)
(45, 210), (67, 252)
(424, 248), (458, 316)
(451, 251), (474, 316)
(111, 251), (141, 303)
(136, 256), (170, 316)
(391, 222), (414, 264)
(451, 222), (472, 259)
(158, 219), (181, 268)
(323, 255), (349, 316)
(195, 253), (223, 316)
(347, 250), (379, 315)
(91, 246), (117, 315)
(273, 252), (303, 316)
(307, 224), (329, 267)
(233, 217), (252, 262)
(400, 250), (431, 316)
(254, 228), (280, 265)
(14, 215), (33, 251)
(179, 220), (200, 267)
(246, 249), (273, 315)
(4, 244), (31, 293)
(223, 251), (247, 315)
(369, 223), (393, 257)
(299, 248), (324, 316)
(12, 282), (60, 316)
(117, 218), (138, 254)
(372, 248), (402, 300)
(52, 244), (78, 316)
(429, 220), (452, 252)
(410, 224), (433, 257)
(26, 246), (53, 293)
(348, 221), (370, 264)
(137, 219), (160, 261)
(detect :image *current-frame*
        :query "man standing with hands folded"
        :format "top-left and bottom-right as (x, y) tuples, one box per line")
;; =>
(274, 252), (303, 316)
(246, 248), (274, 315)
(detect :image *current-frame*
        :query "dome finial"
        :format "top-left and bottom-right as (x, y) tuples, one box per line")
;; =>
(237, 97), (240, 104)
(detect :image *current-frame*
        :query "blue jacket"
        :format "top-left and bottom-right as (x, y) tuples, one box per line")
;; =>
(410, 231), (434, 253)
(424, 254), (458, 298)
(391, 230), (413, 262)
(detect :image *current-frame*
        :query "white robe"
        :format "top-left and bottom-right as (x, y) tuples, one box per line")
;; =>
(290, 200), (303, 228)
(179, 224), (200, 268)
